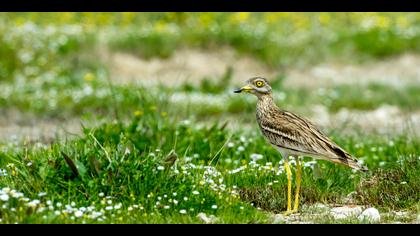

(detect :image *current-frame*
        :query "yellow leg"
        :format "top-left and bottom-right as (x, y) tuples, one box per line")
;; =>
(292, 157), (302, 213)
(283, 159), (292, 214)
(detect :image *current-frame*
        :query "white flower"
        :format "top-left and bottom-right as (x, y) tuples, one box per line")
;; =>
(107, 200), (112, 204)
(74, 210), (83, 218)
(192, 191), (199, 195)
(164, 205), (170, 209)
(38, 192), (47, 197)
(179, 209), (187, 214)
(211, 205), (217, 209)
(114, 204), (122, 209)
(2, 187), (11, 194)
(0, 169), (7, 176)
(28, 200), (40, 207)
(157, 166), (165, 171)
(400, 181), (407, 185)
(0, 194), (9, 201)
(228, 166), (246, 174)
(227, 142), (235, 148)
(27, 162), (33, 167)
(10, 190), (23, 198)
(174, 200), (179, 205)
(105, 206), (113, 210)
(181, 120), (191, 126)
(237, 146), (245, 152)
(250, 153), (263, 161)
(173, 192), (177, 196)
(98, 192), (104, 197)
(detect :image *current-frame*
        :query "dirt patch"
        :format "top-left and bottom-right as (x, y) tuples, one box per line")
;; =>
(285, 53), (420, 89)
(0, 110), (83, 144)
(105, 48), (420, 89)
(106, 48), (278, 86)
(310, 104), (420, 136)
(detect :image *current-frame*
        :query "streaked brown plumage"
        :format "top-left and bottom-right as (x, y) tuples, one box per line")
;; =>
(234, 76), (368, 214)
(256, 94), (367, 171)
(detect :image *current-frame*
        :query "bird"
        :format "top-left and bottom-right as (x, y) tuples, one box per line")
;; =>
(234, 76), (368, 215)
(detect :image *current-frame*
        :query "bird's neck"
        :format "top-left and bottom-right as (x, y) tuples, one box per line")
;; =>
(257, 93), (275, 105)
(256, 93), (277, 115)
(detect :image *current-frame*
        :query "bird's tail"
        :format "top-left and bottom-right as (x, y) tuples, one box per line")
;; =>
(327, 144), (369, 173)
(346, 158), (369, 173)
(329, 156), (368, 173)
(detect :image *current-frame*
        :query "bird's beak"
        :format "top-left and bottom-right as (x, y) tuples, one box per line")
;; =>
(234, 85), (253, 93)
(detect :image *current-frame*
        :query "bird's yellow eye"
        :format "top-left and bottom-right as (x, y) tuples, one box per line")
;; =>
(255, 81), (264, 87)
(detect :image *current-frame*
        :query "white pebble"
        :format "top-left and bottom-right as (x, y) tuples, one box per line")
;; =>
(197, 212), (217, 224)
(272, 214), (285, 224)
(358, 208), (381, 222)
(330, 206), (363, 220)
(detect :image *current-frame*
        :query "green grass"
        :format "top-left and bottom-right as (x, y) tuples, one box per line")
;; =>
(2, 70), (420, 121)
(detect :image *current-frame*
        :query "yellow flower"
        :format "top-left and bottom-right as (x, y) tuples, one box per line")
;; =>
(396, 16), (409, 29)
(121, 12), (136, 26)
(237, 12), (250, 22)
(230, 12), (250, 24)
(161, 111), (167, 117)
(292, 15), (309, 30)
(134, 110), (143, 117)
(198, 13), (213, 28)
(376, 15), (390, 29)
(83, 73), (95, 82)
(264, 13), (280, 24)
(319, 13), (331, 25)
(154, 20), (167, 33)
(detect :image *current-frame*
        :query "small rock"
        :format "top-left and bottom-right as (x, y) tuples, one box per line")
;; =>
(393, 211), (409, 218)
(272, 214), (286, 224)
(330, 206), (363, 220)
(311, 203), (330, 212)
(197, 212), (217, 224)
(358, 208), (381, 222)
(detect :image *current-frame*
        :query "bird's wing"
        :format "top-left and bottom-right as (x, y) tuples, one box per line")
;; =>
(259, 109), (353, 163)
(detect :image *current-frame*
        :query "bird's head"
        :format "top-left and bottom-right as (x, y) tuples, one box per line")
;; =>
(234, 77), (272, 96)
